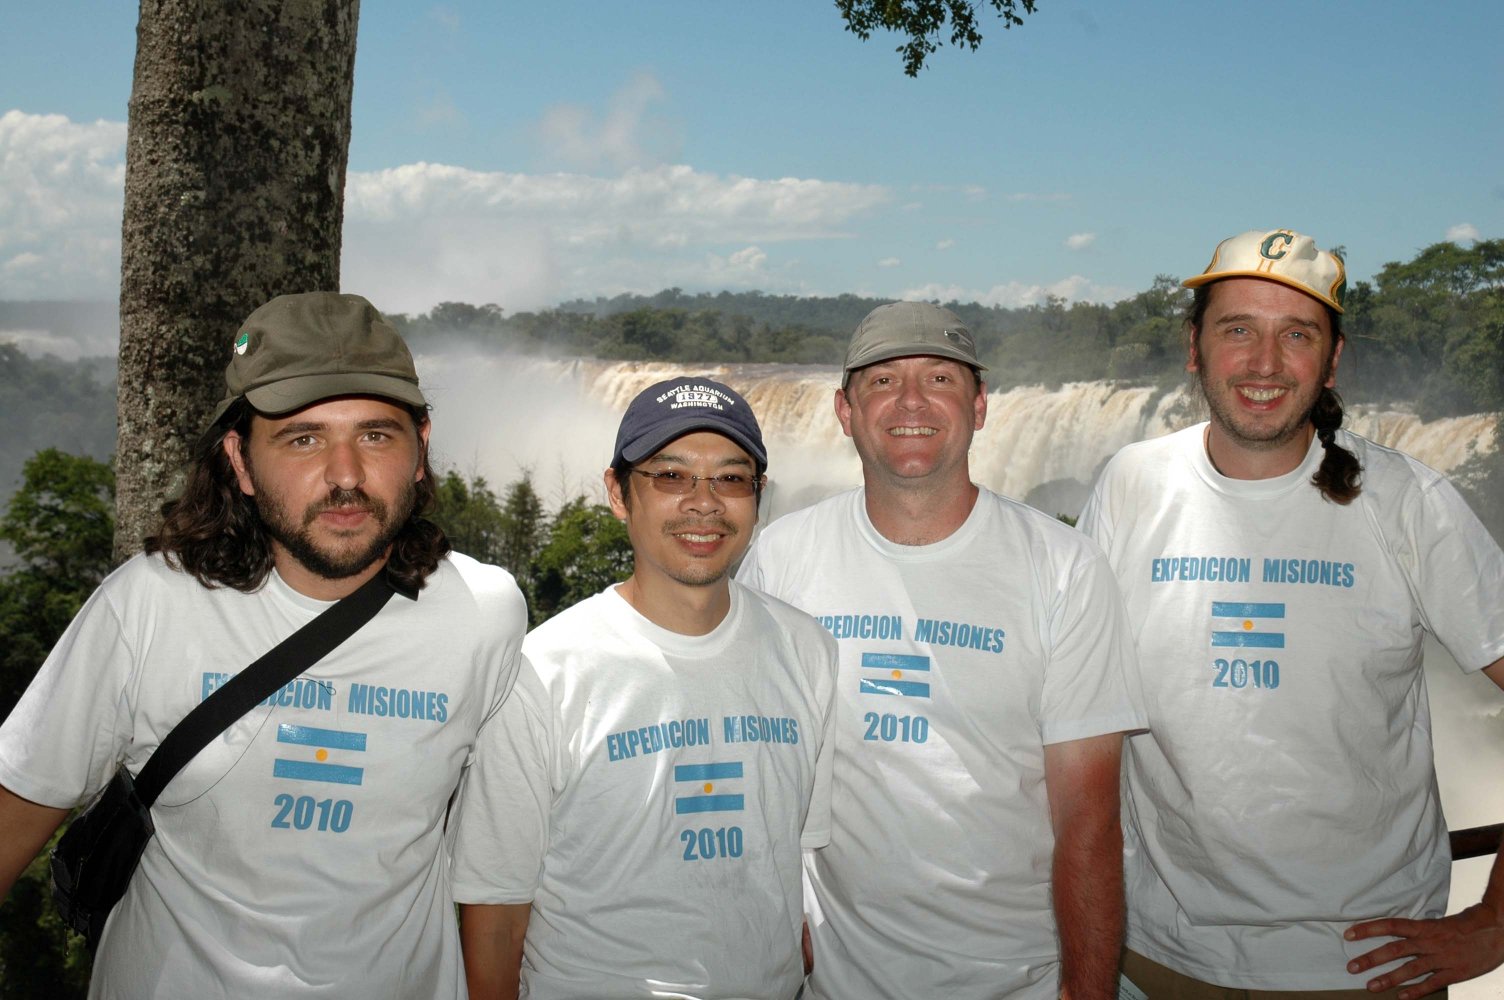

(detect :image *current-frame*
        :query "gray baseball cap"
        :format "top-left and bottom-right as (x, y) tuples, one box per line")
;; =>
(208, 292), (426, 427)
(843, 301), (987, 379)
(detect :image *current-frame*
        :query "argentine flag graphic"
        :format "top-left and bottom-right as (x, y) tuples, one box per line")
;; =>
(273, 724), (366, 785)
(859, 652), (931, 698)
(673, 762), (744, 815)
(1211, 602), (1286, 649)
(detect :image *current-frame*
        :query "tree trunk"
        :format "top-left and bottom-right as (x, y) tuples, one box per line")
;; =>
(114, 0), (360, 559)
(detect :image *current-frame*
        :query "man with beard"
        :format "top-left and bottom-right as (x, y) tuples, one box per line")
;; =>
(0, 292), (527, 997)
(1079, 230), (1504, 999)
(738, 302), (1145, 1000)
(452, 377), (838, 1000)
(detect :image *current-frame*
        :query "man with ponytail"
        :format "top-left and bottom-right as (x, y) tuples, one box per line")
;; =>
(0, 292), (527, 997)
(1081, 230), (1504, 999)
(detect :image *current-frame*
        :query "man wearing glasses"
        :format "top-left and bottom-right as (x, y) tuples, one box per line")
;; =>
(452, 377), (838, 999)
(739, 303), (1145, 999)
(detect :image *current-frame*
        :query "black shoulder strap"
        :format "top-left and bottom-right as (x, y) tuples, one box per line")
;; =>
(133, 568), (404, 807)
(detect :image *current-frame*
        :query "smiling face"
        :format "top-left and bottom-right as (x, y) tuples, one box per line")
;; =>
(224, 396), (429, 597)
(1189, 277), (1342, 473)
(835, 355), (987, 491)
(607, 430), (761, 596)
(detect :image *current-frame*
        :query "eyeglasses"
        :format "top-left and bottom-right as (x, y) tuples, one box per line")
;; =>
(631, 469), (763, 498)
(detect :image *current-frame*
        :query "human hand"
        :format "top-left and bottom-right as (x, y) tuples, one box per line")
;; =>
(1344, 902), (1504, 998)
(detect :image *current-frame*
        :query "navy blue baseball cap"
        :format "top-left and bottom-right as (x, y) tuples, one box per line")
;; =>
(612, 377), (768, 473)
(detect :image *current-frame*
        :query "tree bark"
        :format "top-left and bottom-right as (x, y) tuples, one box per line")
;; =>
(114, 0), (360, 559)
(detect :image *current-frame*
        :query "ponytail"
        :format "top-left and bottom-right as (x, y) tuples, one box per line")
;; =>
(1310, 387), (1362, 504)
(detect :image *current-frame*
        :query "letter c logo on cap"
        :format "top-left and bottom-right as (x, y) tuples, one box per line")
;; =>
(1260, 232), (1293, 261)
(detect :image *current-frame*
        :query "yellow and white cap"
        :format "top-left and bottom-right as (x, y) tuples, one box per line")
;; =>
(1183, 229), (1347, 314)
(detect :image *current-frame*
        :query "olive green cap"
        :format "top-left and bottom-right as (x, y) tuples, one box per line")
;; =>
(208, 292), (426, 428)
(843, 301), (986, 380)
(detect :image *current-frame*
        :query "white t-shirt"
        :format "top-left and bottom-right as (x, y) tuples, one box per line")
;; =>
(0, 552), (527, 1000)
(451, 581), (838, 1000)
(1079, 425), (1504, 989)
(738, 487), (1145, 1000)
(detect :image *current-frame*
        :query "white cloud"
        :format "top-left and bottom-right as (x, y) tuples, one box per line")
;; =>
(935, 239), (955, 251)
(1064, 232), (1096, 251)
(1446, 223), (1480, 243)
(0, 109), (891, 313)
(877, 257), (901, 268)
(535, 71), (677, 171)
(0, 110), (126, 299)
(343, 161), (890, 311)
(724, 246), (767, 271)
(900, 274), (1131, 308)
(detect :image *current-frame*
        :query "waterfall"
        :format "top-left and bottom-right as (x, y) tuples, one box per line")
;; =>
(416, 351), (1498, 520)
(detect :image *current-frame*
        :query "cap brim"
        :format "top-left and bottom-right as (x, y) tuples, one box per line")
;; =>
(843, 346), (988, 373)
(619, 417), (768, 470)
(243, 372), (428, 416)
(1181, 271), (1344, 314)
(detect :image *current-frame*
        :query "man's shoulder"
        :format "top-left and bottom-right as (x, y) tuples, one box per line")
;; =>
(734, 580), (830, 641)
(1098, 424), (1199, 479)
(424, 552), (528, 621)
(521, 588), (613, 654)
(100, 551), (222, 604)
(1338, 429), (1449, 492)
(977, 488), (1108, 562)
(754, 489), (859, 547)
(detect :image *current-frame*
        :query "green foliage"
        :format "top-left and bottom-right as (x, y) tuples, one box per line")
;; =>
(0, 450), (116, 722)
(427, 470), (630, 626)
(1343, 239), (1504, 418)
(836, 0), (1039, 76)
(0, 830), (89, 998)
(497, 477), (548, 594)
(2, 450), (116, 583)
(0, 450), (112, 991)
(432, 471), (509, 567)
(530, 499), (633, 625)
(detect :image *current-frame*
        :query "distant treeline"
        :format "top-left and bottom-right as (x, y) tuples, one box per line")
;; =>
(2, 239), (1499, 501)
(391, 239), (1504, 421)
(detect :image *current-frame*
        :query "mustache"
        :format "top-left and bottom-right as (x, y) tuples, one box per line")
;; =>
(302, 487), (387, 526)
(663, 516), (738, 537)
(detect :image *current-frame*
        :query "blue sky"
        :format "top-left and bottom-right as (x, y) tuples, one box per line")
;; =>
(3, 1), (1500, 314)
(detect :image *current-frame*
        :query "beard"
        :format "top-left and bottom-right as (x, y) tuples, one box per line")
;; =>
(253, 479), (417, 582)
(1198, 363), (1331, 454)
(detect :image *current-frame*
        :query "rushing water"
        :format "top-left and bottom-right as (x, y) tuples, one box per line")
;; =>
(417, 351), (1503, 997)
(417, 353), (1498, 523)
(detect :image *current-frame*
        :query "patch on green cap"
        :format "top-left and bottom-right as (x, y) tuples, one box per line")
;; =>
(234, 331), (250, 356)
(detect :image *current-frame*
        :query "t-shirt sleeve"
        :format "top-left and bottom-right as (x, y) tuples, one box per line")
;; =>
(1037, 547), (1147, 746)
(1076, 473), (1113, 552)
(735, 534), (771, 592)
(800, 631), (839, 850)
(0, 585), (136, 809)
(479, 586), (530, 724)
(1402, 474), (1504, 672)
(450, 655), (553, 904)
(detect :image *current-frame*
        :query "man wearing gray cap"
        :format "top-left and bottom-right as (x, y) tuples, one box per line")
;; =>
(452, 377), (837, 999)
(739, 303), (1145, 999)
(1080, 229), (1504, 998)
(0, 292), (527, 997)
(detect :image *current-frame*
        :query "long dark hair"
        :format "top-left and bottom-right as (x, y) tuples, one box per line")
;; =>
(144, 400), (450, 592)
(1188, 285), (1362, 505)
